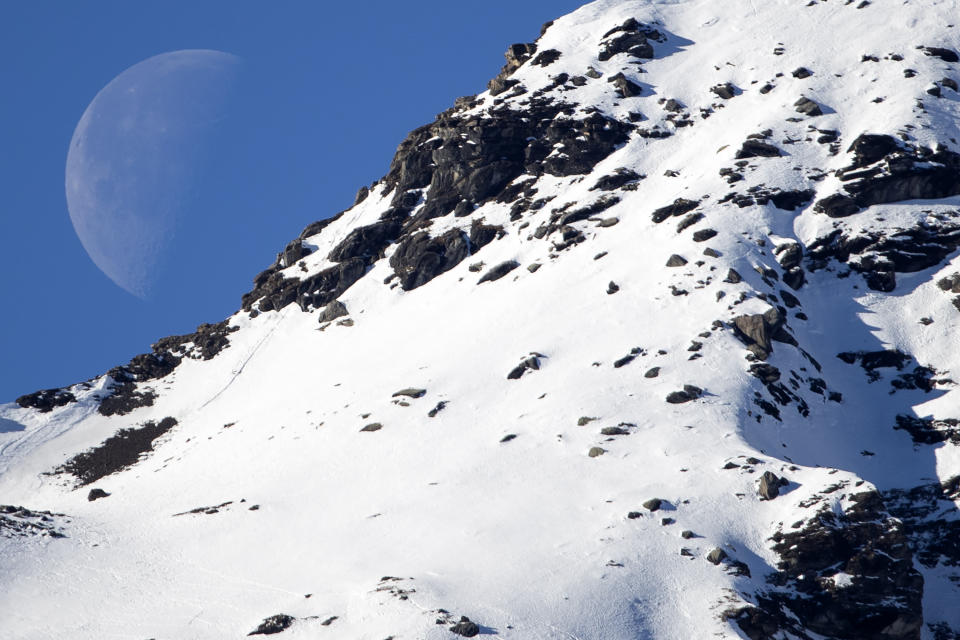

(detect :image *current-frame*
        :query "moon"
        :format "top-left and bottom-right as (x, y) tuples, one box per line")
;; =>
(65, 50), (241, 298)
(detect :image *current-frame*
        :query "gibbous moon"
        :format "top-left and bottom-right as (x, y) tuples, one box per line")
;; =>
(65, 50), (241, 298)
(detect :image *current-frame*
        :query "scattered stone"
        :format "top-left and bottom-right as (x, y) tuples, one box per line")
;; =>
(792, 67), (813, 79)
(249, 614), (295, 636)
(628, 511), (642, 519)
(643, 498), (663, 511)
(607, 281), (620, 295)
(527, 263), (542, 273)
(736, 140), (782, 159)
(651, 198), (700, 223)
(588, 447), (607, 458)
(318, 300), (349, 323)
(607, 72), (644, 98)
(450, 616), (481, 637)
(692, 229), (718, 242)
(681, 530), (695, 539)
(598, 217), (620, 227)
(759, 471), (787, 500)
(923, 46), (960, 63)
(87, 489), (110, 502)
(794, 97), (823, 116)
(666, 254), (688, 267)
(707, 548), (728, 565)
(711, 83), (737, 99)
(578, 416), (598, 426)
(644, 367), (661, 379)
(392, 388), (426, 399)
(360, 423), (383, 432)
(428, 401), (448, 418)
(479, 260), (520, 284)
(601, 426), (631, 436)
(507, 355), (542, 380)
(666, 385), (702, 404)
(500, 434), (517, 443)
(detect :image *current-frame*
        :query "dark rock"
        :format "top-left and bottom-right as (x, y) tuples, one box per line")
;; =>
(744, 491), (924, 640)
(791, 67), (813, 79)
(592, 168), (642, 191)
(782, 268), (805, 291)
(249, 614), (295, 636)
(328, 221), (401, 263)
(758, 471), (785, 500)
(627, 511), (642, 519)
(392, 388), (426, 399)
(774, 243), (803, 270)
(736, 140), (782, 159)
(814, 193), (859, 218)
(711, 83), (737, 99)
(598, 21), (660, 61)
(644, 367), (661, 379)
(666, 254), (688, 267)
(651, 198), (700, 223)
(724, 268), (742, 284)
(607, 72), (643, 98)
(749, 363), (781, 384)
(643, 498), (662, 511)
(450, 616), (481, 637)
(613, 354), (636, 368)
(865, 270), (896, 292)
(588, 447), (607, 458)
(360, 423), (383, 433)
(15, 388), (77, 413)
(531, 49), (561, 67)
(601, 426), (631, 436)
(692, 228), (718, 242)
(681, 530), (695, 539)
(666, 386), (701, 404)
(478, 260), (520, 284)
(607, 281), (620, 295)
(923, 46), (960, 62)
(428, 401), (448, 418)
(57, 417), (178, 486)
(732, 309), (790, 360)
(707, 548), (727, 565)
(488, 43), (537, 95)
(507, 355), (541, 380)
(500, 434), (517, 443)
(770, 189), (814, 211)
(87, 488), (110, 502)
(663, 98), (684, 112)
(676, 213), (704, 233)
(390, 229), (471, 291)
(794, 97), (823, 116)
(318, 300), (349, 323)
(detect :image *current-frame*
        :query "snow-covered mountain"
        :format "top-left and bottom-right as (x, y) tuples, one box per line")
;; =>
(5, 1), (960, 637)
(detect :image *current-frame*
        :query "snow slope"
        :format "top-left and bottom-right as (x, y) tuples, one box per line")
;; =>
(4, 1), (960, 638)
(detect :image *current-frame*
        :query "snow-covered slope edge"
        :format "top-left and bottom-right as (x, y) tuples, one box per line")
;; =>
(4, 1), (960, 638)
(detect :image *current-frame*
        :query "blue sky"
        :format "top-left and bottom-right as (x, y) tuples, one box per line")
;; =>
(0, 1), (585, 402)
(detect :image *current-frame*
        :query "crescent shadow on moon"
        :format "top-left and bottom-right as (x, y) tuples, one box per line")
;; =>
(65, 49), (241, 298)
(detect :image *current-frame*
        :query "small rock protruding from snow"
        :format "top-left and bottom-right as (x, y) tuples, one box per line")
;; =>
(87, 488), (110, 502)
(759, 471), (787, 500)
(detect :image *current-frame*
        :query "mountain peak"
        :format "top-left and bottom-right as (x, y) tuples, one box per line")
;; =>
(4, 1), (960, 637)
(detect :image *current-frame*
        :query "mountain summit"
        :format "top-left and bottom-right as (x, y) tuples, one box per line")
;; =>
(4, 1), (960, 637)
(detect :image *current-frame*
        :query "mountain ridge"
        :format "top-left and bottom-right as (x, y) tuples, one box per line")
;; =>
(4, 1), (960, 638)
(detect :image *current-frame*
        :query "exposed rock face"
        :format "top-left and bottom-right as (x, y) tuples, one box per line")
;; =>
(56, 417), (178, 486)
(734, 491), (924, 640)
(814, 134), (960, 218)
(15, 388), (76, 413)
(0, 505), (67, 539)
(732, 309), (794, 360)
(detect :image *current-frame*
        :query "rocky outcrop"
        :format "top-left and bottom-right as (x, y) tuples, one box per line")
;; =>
(56, 417), (178, 486)
(733, 491), (923, 640)
(814, 134), (960, 219)
(15, 388), (77, 413)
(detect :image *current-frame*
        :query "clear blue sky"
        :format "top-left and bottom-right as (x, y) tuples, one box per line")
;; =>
(0, 1), (586, 402)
